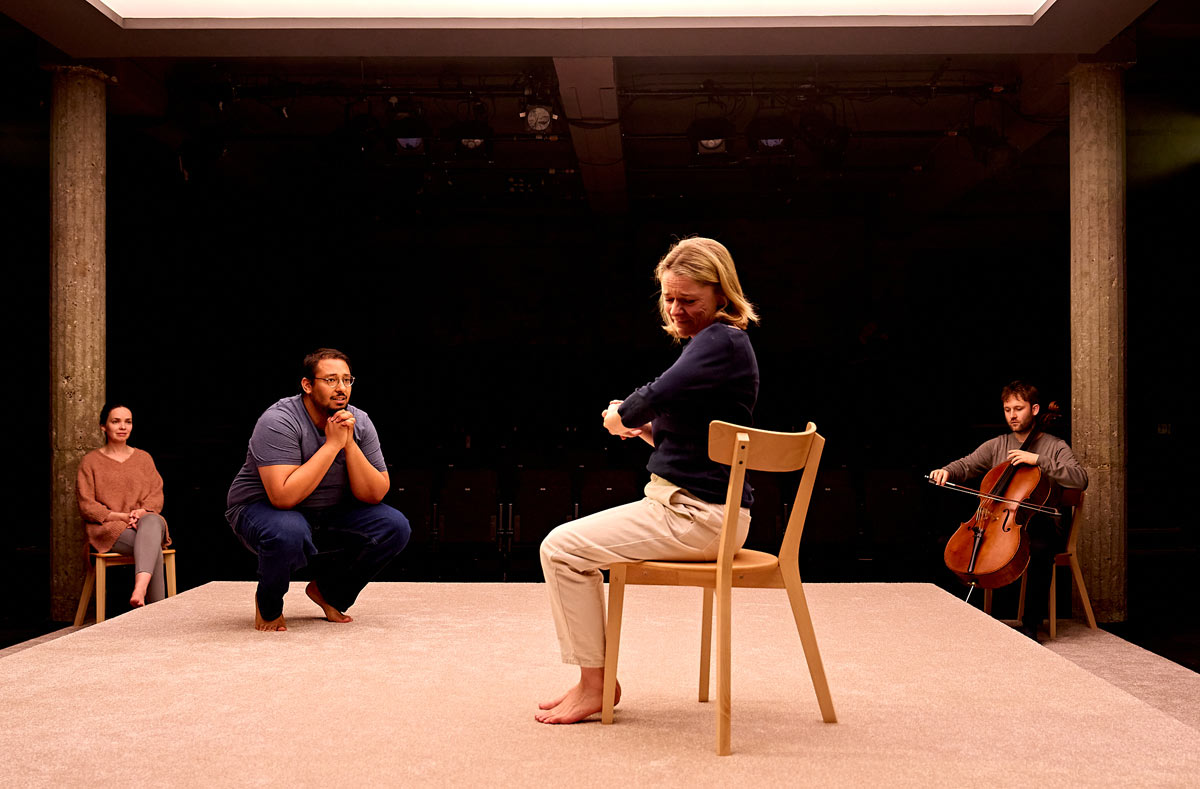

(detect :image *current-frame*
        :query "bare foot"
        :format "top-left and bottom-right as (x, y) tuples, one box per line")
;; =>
(254, 598), (287, 631)
(539, 680), (620, 710)
(306, 581), (353, 623)
(130, 571), (151, 608)
(535, 668), (619, 724)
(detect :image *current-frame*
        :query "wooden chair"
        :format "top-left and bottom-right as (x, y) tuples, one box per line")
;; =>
(983, 488), (1097, 639)
(601, 421), (837, 756)
(73, 548), (177, 626)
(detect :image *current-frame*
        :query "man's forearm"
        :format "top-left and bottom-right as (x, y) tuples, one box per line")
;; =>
(344, 440), (389, 503)
(268, 443), (342, 509)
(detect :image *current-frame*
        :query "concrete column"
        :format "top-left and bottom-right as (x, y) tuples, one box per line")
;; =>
(1069, 63), (1127, 623)
(50, 66), (108, 621)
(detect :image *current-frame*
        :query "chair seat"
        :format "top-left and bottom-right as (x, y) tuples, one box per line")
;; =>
(627, 549), (780, 576)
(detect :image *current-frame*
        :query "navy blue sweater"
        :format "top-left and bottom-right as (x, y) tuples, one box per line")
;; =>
(618, 322), (759, 507)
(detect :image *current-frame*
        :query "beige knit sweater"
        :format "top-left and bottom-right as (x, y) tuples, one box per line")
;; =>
(76, 448), (172, 553)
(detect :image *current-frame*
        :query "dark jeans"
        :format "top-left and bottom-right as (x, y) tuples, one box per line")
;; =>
(1022, 512), (1069, 632)
(233, 500), (411, 620)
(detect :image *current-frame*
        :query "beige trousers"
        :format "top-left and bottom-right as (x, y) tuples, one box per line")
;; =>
(540, 475), (750, 667)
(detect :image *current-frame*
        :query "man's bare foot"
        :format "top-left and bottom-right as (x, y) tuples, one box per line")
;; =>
(254, 598), (287, 631)
(535, 668), (619, 724)
(306, 581), (353, 623)
(129, 571), (151, 608)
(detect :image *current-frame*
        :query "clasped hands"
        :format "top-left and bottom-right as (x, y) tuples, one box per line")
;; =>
(324, 409), (357, 448)
(602, 400), (646, 440)
(107, 507), (150, 528)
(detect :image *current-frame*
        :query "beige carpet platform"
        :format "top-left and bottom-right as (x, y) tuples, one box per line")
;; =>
(1, 582), (1197, 787)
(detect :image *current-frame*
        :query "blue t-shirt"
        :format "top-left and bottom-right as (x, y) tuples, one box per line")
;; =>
(225, 395), (387, 527)
(619, 322), (759, 507)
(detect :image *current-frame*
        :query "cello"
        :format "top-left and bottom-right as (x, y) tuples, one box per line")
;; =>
(932, 407), (1064, 600)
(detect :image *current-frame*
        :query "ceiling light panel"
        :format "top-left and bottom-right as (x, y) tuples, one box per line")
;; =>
(96, 1), (1053, 20)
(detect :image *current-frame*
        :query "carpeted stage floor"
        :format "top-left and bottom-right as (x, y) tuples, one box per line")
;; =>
(1, 582), (1197, 787)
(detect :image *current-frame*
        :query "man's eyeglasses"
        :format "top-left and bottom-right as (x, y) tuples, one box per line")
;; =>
(312, 376), (356, 387)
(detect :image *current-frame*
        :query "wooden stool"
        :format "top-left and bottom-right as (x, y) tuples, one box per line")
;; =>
(74, 549), (177, 626)
(982, 488), (1096, 639)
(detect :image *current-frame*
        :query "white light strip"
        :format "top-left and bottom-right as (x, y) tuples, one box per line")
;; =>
(95, 0), (1052, 20)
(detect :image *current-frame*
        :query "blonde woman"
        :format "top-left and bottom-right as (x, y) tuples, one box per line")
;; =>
(77, 404), (171, 609)
(538, 237), (760, 724)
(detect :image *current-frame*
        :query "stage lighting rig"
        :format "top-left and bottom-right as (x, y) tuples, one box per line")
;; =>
(448, 119), (494, 159)
(387, 98), (431, 156)
(746, 115), (794, 155)
(520, 103), (558, 132)
(687, 118), (736, 156)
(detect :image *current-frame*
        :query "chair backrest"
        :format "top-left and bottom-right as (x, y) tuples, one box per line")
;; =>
(1059, 488), (1086, 555)
(708, 421), (825, 567)
(708, 421), (818, 473)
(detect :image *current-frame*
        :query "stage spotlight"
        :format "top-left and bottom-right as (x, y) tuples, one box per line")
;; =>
(389, 115), (431, 155)
(687, 118), (735, 156)
(746, 116), (794, 155)
(521, 103), (558, 132)
(449, 120), (493, 158)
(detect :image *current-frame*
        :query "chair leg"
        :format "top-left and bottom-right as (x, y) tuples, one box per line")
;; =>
(699, 586), (713, 703)
(983, 588), (993, 615)
(74, 566), (96, 627)
(95, 557), (108, 623)
(1070, 556), (1098, 629)
(1017, 571), (1027, 623)
(715, 572), (732, 756)
(780, 568), (837, 725)
(165, 551), (177, 597)
(602, 565), (627, 725)
(1048, 565), (1058, 640)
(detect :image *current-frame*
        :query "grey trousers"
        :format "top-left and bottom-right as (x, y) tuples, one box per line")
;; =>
(109, 513), (167, 604)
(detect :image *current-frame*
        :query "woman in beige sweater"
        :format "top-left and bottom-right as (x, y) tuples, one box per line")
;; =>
(76, 404), (171, 608)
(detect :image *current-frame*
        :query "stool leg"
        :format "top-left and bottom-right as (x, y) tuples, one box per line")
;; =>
(1048, 565), (1058, 640)
(1017, 572), (1027, 622)
(95, 557), (107, 623)
(74, 566), (96, 627)
(165, 551), (177, 597)
(1070, 556), (1098, 629)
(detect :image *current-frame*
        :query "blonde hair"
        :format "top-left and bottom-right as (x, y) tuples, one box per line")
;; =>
(655, 237), (759, 339)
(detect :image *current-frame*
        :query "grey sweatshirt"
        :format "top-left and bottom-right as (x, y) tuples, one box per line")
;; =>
(941, 432), (1088, 490)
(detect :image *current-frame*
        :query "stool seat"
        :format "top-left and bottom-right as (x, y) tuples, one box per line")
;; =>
(74, 548), (177, 626)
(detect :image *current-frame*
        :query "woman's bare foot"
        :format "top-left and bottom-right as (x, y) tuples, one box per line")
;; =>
(306, 581), (353, 623)
(539, 679), (620, 710)
(129, 571), (151, 608)
(535, 668), (619, 724)
(254, 598), (287, 631)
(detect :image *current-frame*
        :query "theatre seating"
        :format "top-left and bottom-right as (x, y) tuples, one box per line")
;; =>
(601, 421), (837, 755)
(983, 487), (1097, 639)
(74, 549), (177, 626)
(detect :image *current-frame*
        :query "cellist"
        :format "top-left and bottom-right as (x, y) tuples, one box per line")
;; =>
(929, 381), (1088, 642)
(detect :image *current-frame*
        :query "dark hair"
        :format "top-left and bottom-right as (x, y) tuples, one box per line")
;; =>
(99, 402), (131, 426)
(302, 348), (351, 380)
(1000, 380), (1039, 407)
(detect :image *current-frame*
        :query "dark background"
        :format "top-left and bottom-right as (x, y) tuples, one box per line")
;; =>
(2, 4), (1196, 666)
